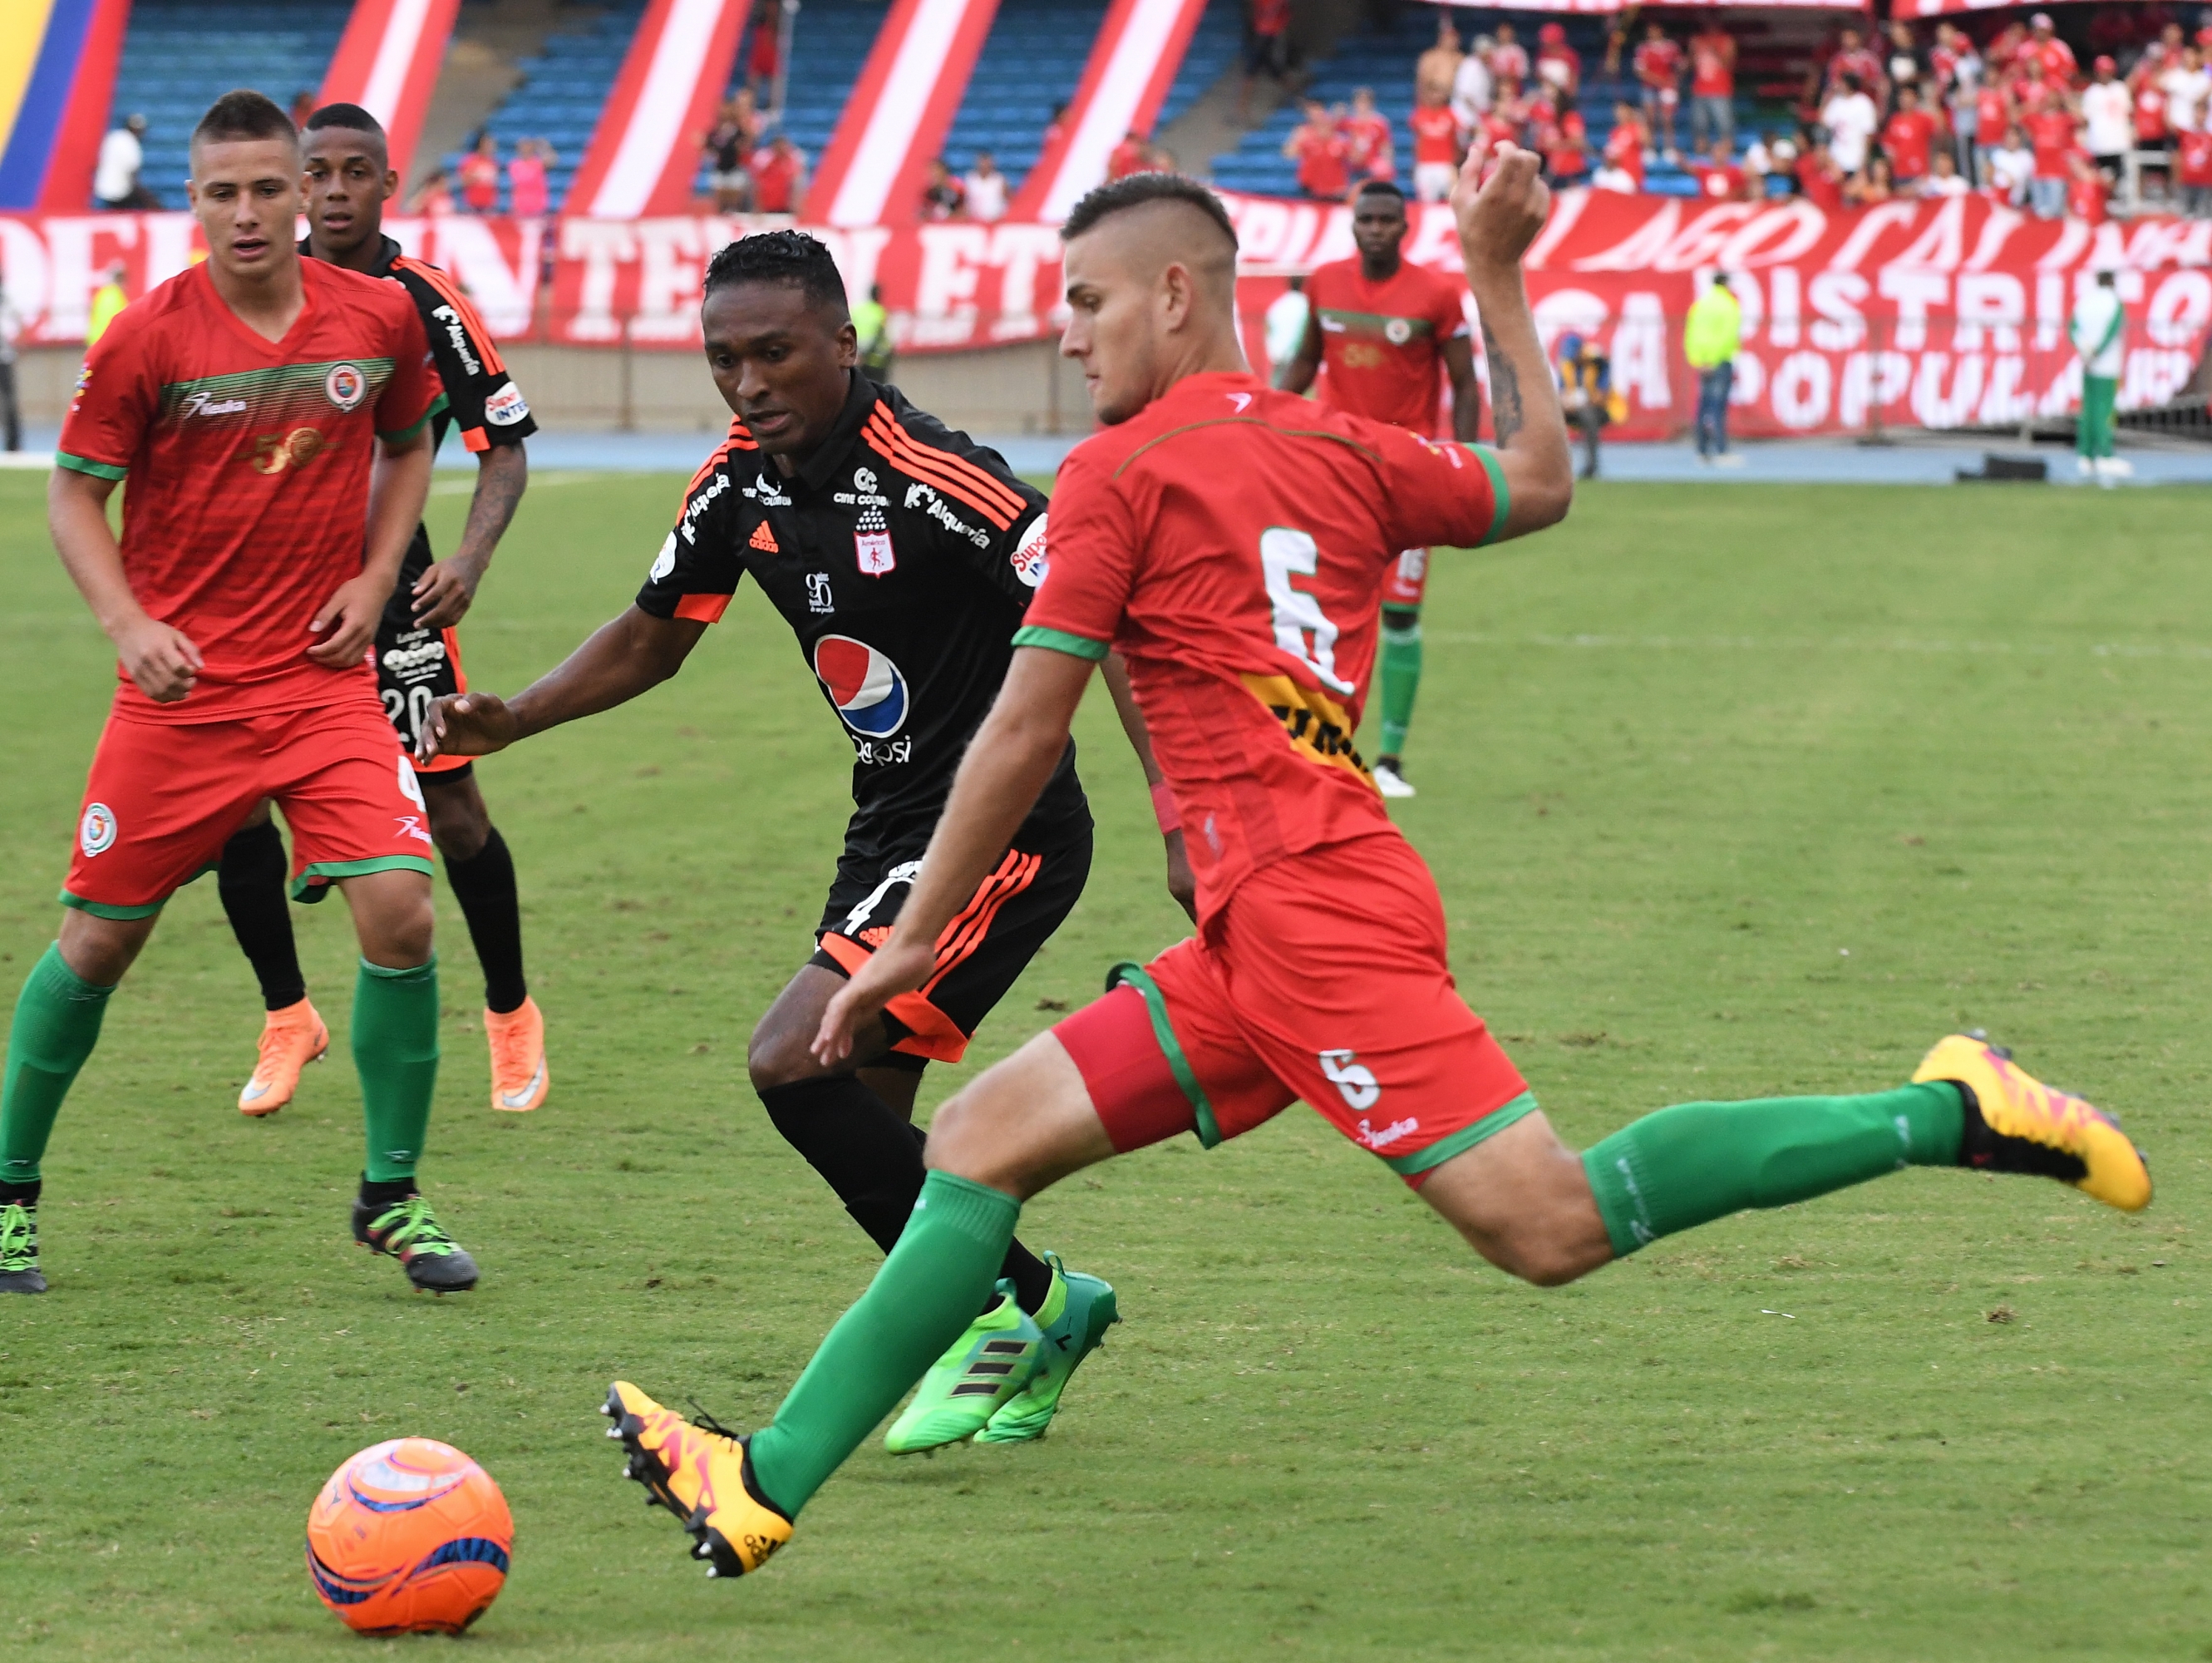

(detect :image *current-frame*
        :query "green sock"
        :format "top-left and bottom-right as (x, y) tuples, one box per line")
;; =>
(0, 945), (116, 1186)
(1582, 1081), (1963, 1257)
(353, 957), (438, 1184)
(1379, 609), (1422, 758)
(748, 1170), (1019, 1517)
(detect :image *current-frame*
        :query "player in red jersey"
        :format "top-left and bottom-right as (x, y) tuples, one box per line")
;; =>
(0, 92), (479, 1297)
(1275, 176), (1477, 799)
(214, 101), (549, 1121)
(596, 154), (2150, 1582)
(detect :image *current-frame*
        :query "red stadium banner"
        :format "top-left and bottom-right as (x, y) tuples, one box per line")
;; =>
(1891, 0), (2093, 17)
(810, 0), (1001, 228)
(563, 0), (750, 220)
(318, 0), (464, 183)
(17, 195), (2207, 437)
(1009, 0), (1211, 224)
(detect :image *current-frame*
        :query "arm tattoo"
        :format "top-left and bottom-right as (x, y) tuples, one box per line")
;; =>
(1481, 323), (1524, 447)
(456, 447), (528, 570)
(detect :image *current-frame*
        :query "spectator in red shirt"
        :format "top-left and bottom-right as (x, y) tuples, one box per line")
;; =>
(2026, 14), (2079, 85)
(1633, 23), (1683, 158)
(1283, 101), (1349, 200)
(1408, 94), (1461, 202)
(1343, 86), (1394, 181)
(1973, 76), (2012, 185)
(2067, 148), (2110, 220)
(1480, 86), (1524, 155)
(1490, 23), (1530, 89)
(1884, 84), (1939, 185)
(1846, 153), (1896, 206)
(2131, 45), (2171, 147)
(1535, 23), (1582, 99)
(1107, 130), (1152, 181)
(507, 136), (550, 223)
(1826, 28), (1887, 110)
(2179, 122), (2212, 213)
(1796, 142), (1845, 210)
(1692, 135), (1747, 200)
(1534, 84), (1589, 184)
(457, 130), (499, 213)
(746, 0), (781, 103)
(1689, 22), (1737, 155)
(920, 157), (966, 220)
(751, 134), (806, 216)
(1239, 0), (1293, 121)
(1597, 101), (1648, 192)
(2024, 93), (2078, 216)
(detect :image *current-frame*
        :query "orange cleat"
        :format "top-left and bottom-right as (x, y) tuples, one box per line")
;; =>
(485, 997), (549, 1112)
(239, 998), (329, 1117)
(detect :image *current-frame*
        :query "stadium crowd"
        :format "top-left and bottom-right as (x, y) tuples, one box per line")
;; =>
(1280, 4), (2212, 221)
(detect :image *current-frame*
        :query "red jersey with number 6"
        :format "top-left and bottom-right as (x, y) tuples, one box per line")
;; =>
(1017, 372), (1505, 925)
(57, 258), (441, 723)
(1304, 256), (1470, 434)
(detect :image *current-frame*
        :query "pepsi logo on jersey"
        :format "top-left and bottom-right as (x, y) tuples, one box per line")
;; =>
(812, 635), (908, 739)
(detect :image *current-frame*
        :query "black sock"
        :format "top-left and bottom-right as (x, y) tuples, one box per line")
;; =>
(761, 1078), (1057, 1315)
(218, 822), (307, 1011)
(445, 827), (527, 1014)
(0, 1177), (40, 1207)
(358, 1174), (416, 1207)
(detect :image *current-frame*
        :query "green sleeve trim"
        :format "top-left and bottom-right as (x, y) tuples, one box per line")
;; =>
(1105, 960), (1221, 1149)
(1012, 625), (1110, 661)
(1381, 1090), (1540, 1177)
(1469, 444), (1510, 545)
(290, 855), (435, 902)
(55, 452), (127, 481)
(58, 888), (165, 920)
(377, 391), (446, 446)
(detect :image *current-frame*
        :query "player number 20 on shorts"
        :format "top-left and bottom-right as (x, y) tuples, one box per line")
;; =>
(1260, 528), (1353, 695)
(383, 684), (438, 755)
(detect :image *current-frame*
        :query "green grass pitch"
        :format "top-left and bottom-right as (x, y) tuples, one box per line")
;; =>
(3, 470), (2209, 1661)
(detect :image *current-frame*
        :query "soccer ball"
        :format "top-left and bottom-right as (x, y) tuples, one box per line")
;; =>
(305, 1438), (513, 1634)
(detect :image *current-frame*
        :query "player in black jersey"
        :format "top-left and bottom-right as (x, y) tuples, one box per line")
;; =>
(422, 230), (1189, 1450)
(214, 102), (549, 1119)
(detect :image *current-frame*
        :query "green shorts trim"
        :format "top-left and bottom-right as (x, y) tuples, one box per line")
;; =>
(290, 855), (434, 902)
(1012, 625), (1110, 661)
(1105, 960), (1222, 1148)
(58, 890), (164, 920)
(1469, 444), (1510, 545)
(1381, 1090), (1540, 1178)
(55, 451), (127, 481)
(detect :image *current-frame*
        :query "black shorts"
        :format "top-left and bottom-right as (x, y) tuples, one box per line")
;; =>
(376, 615), (472, 783)
(810, 827), (1092, 1066)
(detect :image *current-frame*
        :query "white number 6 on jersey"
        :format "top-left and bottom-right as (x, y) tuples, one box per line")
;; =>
(1259, 526), (1354, 694)
(1318, 1048), (1380, 1110)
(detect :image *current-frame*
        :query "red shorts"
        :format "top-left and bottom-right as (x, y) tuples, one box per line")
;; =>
(62, 697), (438, 918)
(1382, 546), (1428, 609)
(1053, 832), (1535, 1187)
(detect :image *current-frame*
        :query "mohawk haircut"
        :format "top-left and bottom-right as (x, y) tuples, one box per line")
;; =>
(1353, 177), (1407, 205)
(1061, 172), (1238, 252)
(702, 230), (850, 316)
(192, 89), (295, 153)
(303, 102), (387, 142)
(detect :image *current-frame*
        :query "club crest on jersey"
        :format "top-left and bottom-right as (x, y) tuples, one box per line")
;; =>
(1384, 318), (1412, 345)
(1012, 514), (1048, 587)
(79, 802), (116, 857)
(813, 634), (909, 738)
(855, 530), (894, 575)
(324, 363), (367, 411)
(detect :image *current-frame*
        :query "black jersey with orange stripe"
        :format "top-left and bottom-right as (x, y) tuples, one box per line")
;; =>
(635, 370), (1089, 860)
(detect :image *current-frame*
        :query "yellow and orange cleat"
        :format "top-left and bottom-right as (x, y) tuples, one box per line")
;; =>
(603, 1382), (793, 1578)
(485, 997), (549, 1112)
(1914, 1031), (2151, 1212)
(239, 998), (329, 1117)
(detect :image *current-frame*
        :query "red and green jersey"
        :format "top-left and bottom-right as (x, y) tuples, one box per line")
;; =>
(1304, 256), (1470, 435)
(1017, 371), (1505, 925)
(57, 258), (440, 723)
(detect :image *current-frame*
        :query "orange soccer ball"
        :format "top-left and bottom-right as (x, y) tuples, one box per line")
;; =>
(305, 1438), (514, 1635)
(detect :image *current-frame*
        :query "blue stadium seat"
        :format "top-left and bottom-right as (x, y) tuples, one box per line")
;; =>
(1155, 0), (1244, 140)
(106, 0), (352, 211)
(940, 0), (1111, 193)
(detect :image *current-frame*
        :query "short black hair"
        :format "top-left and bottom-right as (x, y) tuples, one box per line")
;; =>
(702, 229), (850, 314)
(192, 89), (295, 153)
(1353, 177), (1407, 206)
(1061, 171), (1237, 250)
(303, 102), (387, 142)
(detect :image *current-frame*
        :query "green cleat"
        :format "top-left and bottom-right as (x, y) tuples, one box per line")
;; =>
(977, 1252), (1118, 1444)
(882, 1280), (1045, 1454)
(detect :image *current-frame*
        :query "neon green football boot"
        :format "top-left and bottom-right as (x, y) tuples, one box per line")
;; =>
(977, 1252), (1119, 1444)
(882, 1280), (1046, 1454)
